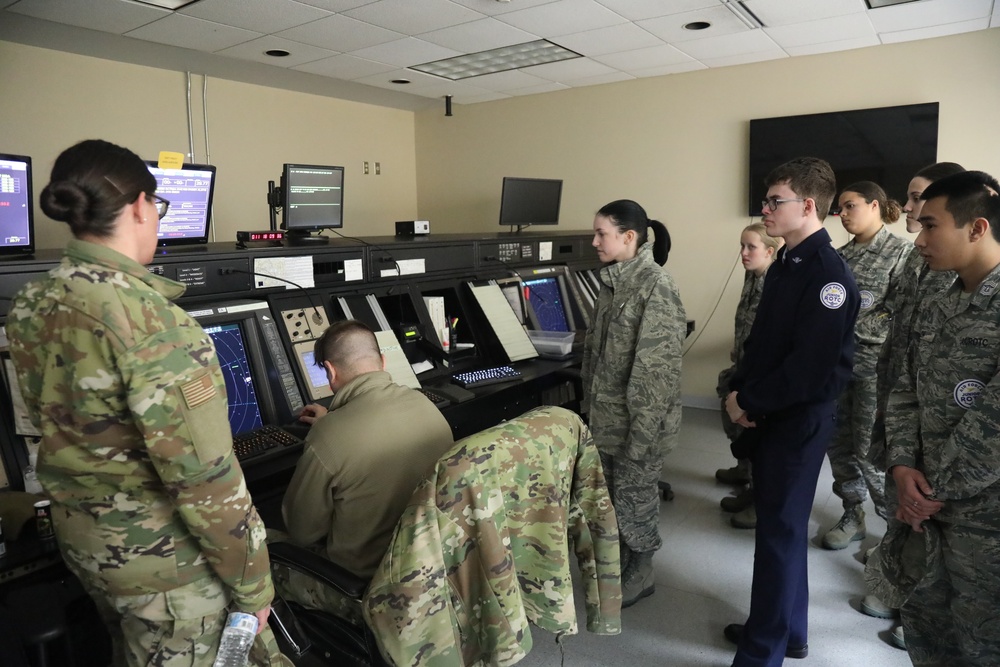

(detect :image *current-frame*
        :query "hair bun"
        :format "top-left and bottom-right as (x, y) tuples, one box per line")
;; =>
(40, 180), (91, 225)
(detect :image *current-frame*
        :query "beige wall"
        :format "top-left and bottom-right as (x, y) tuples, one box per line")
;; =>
(414, 29), (1000, 404)
(0, 40), (419, 249)
(3, 31), (999, 404)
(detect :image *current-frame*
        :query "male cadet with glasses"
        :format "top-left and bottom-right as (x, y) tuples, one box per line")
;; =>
(883, 171), (1000, 665)
(723, 157), (860, 666)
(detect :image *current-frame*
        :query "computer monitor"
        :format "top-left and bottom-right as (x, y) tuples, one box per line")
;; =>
(522, 275), (571, 332)
(498, 177), (562, 228)
(292, 340), (333, 402)
(144, 161), (217, 246)
(0, 153), (35, 256)
(282, 164), (344, 237)
(204, 322), (265, 436)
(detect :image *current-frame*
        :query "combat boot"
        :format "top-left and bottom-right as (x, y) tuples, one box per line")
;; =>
(822, 505), (866, 550)
(720, 487), (753, 512)
(715, 460), (750, 485)
(730, 503), (756, 529)
(891, 625), (906, 650)
(860, 594), (898, 619)
(621, 551), (654, 608)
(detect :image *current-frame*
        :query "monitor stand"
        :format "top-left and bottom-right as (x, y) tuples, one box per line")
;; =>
(285, 230), (330, 245)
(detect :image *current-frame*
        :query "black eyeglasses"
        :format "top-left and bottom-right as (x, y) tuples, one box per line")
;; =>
(761, 197), (805, 213)
(149, 194), (170, 220)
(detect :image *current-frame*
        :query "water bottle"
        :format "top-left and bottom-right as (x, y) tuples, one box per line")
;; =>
(212, 611), (258, 667)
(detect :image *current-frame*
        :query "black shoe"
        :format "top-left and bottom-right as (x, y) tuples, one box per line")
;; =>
(724, 623), (808, 659)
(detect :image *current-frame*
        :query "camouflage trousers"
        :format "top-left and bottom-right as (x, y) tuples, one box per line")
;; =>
(600, 450), (663, 553)
(827, 372), (887, 518)
(901, 522), (1000, 666)
(84, 576), (291, 667)
(716, 368), (751, 479)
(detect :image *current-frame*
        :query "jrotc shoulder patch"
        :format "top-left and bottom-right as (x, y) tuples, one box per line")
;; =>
(859, 290), (875, 309)
(820, 282), (847, 309)
(954, 379), (986, 409)
(180, 374), (216, 409)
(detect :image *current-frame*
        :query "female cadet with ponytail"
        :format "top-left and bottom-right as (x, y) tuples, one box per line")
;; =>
(581, 199), (687, 608)
(5, 140), (289, 667)
(822, 181), (912, 551)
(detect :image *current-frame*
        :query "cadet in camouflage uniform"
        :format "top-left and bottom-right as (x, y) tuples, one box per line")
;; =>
(5, 140), (289, 667)
(581, 199), (686, 608)
(885, 170), (1000, 666)
(363, 405), (621, 667)
(715, 223), (780, 529)
(822, 182), (912, 550)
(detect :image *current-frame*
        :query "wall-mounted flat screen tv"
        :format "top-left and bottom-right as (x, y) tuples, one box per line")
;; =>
(499, 177), (562, 228)
(748, 102), (939, 216)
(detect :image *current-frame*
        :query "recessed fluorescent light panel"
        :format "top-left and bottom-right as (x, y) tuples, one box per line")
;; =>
(410, 39), (582, 80)
(865, 0), (921, 7)
(136, 0), (201, 8)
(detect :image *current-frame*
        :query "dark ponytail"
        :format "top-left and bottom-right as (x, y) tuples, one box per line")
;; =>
(597, 199), (670, 267)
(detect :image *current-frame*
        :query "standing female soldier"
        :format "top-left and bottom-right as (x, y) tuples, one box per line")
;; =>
(716, 224), (781, 529)
(822, 182), (912, 550)
(6, 140), (289, 666)
(581, 199), (687, 608)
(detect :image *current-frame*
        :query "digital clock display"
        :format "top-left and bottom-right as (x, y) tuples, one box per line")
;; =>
(249, 231), (283, 241)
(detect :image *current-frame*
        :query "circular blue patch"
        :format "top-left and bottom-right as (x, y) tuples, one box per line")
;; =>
(954, 379), (986, 409)
(859, 290), (875, 310)
(820, 282), (847, 310)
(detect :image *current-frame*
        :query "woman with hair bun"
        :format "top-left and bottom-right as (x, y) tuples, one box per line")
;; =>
(581, 199), (687, 608)
(821, 181), (912, 552)
(5, 139), (290, 666)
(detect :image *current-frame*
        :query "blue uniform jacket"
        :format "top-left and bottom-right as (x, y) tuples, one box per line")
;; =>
(731, 227), (860, 420)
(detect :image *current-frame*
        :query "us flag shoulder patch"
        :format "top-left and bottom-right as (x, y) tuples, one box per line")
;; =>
(180, 374), (216, 409)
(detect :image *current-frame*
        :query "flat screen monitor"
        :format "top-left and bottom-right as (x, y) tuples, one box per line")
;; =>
(523, 275), (571, 332)
(0, 153), (34, 255)
(282, 164), (344, 231)
(748, 102), (939, 216)
(144, 161), (216, 245)
(499, 177), (562, 227)
(204, 322), (265, 436)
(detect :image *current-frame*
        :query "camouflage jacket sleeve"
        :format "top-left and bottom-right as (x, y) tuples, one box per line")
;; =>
(122, 326), (274, 613)
(624, 273), (686, 456)
(885, 328), (920, 472)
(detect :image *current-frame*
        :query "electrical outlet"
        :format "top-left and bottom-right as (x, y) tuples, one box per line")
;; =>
(363, 161), (370, 175)
(281, 306), (330, 342)
(375, 162), (381, 175)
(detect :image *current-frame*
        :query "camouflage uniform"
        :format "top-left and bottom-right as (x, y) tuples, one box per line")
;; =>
(581, 242), (686, 555)
(717, 269), (767, 442)
(885, 262), (1000, 666)
(6, 240), (289, 667)
(828, 226), (912, 518)
(363, 406), (621, 667)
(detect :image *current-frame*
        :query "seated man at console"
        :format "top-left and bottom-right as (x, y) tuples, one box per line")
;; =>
(281, 320), (454, 586)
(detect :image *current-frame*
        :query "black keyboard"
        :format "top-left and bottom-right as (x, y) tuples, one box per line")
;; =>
(418, 387), (450, 408)
(452, 365), (522, 389)
(233, 424), (303, 462)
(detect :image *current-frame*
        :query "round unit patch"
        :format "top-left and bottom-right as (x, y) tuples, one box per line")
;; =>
(820, 282), (847, 310)
(859, 290), (875, 310)
(954, 379), (986, 409)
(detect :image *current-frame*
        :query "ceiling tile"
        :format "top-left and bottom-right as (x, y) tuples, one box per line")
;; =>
(521, 56), (620, 81)
(447, 0), (562, 17)
(7, 0), (169, 34)
(214, 35), (339, 66)
(497, 0), (630, 38)
(351, 66), (450, 89)
(594, 0), (718, 22)
(565, 71), (635, 87)
(275, 14), (402, 52)
(555, 22), (664, 57)
(698, 49), (787, 68)
(293, 0), (376, 10)
(765, 11), (875, 49)
(349, 37), (461, 68)
(178, 0), (331, 33)
(745, 0), (866, 27)
(462, 69), (554, 92)
(868, 0), (993, 32)
(593, 43), (693, 70)
(879, 17), (992, 44)
(292, 53), (395, 79)
(125, 14), (261, 52)
(418, 18), (536, 53)
(674, 28), (779, 59)
(506, 81), (570, 96)
(628, 60), (708, 78)
(455, 90), (511, 104)
(343, 0), (484, 35)
(784, 34), (880, 56)
(639, 5), (754, 43)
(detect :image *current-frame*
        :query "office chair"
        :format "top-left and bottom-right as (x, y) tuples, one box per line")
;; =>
(267, 541), (388, 667)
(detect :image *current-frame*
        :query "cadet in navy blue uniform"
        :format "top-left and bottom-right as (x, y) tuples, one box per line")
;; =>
(723, 157), (860, 667)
